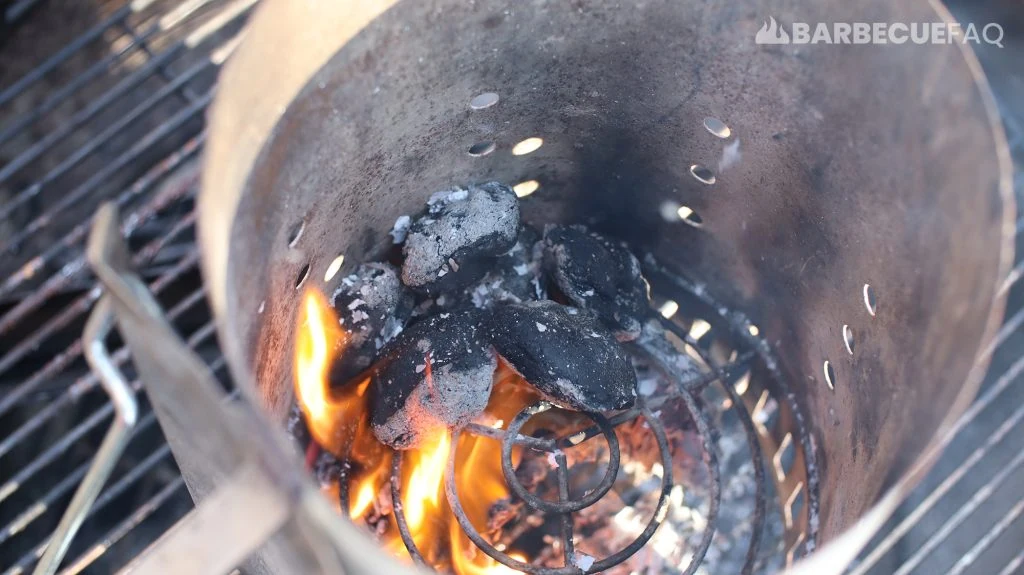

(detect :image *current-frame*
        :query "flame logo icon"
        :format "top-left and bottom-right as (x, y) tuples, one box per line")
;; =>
(755, 16), (790, 44)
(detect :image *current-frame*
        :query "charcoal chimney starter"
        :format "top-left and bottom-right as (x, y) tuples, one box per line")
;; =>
(194, 0), (1014, 572)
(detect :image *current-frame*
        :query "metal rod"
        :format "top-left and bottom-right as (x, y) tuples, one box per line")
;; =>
(0, 211), (197, 392)
(58, 478), (187, 575)
(0, 37), (179, 184)
(389, 452), (429, 567)
(554, 452), (575, 568)
(33, 298), (140, 575)
(0, 52), (211, 216)
(644, 261), (821, 551)
(0, 135), (201, 319)
(7, 363), (230, 575)
(996, 548), (1024, 575)
(892, 448), (1024, 575)
(851, 353), (1024, 575)
(2, 91), (212, 253)
(0, 6), (132, 107)
(0, 287), (208, 460)
(945, 499), (1024, 575)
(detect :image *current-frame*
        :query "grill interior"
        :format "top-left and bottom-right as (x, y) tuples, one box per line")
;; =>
(0, 1), (1021, 574)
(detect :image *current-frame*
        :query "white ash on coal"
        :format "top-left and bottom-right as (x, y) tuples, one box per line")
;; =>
(370, 308), (495, 449)
(439, 226), (546, 311)
(489, 300), (637, 411)
(542, 225), (650, 341)
(401, 182), (520, 294)
(329, 263), (414, 384)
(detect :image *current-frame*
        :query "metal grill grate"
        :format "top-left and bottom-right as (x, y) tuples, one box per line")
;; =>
(0, 1), (1021, 574)
(0, 1), (252, 573)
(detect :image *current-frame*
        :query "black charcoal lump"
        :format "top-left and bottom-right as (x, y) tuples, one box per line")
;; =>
(370, 309), (496, 449)
(489, 300), (637, 411)
(401, 182), (520, 294)
(543, 225), (650, 341)
(461, 226), (545, 310)
(329, 263), (413, 385)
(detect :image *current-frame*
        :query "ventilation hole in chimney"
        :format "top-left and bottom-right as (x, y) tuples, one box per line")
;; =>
(689, 164), (716, 184)
(295, 263), (311, 289)
(677, 205), (704, 227)
(823, 360), (836, 390)
(324, 254), (345, 282)
(772, 432), (795, 481)
(512, 137), (543, 156)
(513, 180), (540, 198)
(287, 220), (306, 247)
(784, 481), (806, 529)
(658, 300), (679, 319)
(842, 324), (855, 354)
(703, 117), (732, 138)
(468, 141), (496, 157)
(470, 92), (499, 110)
(863, 284), (877, 316)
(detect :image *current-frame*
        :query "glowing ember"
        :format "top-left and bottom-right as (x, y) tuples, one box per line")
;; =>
(294, 287), (539, 574)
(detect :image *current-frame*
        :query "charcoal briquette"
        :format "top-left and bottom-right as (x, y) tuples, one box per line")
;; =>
(543, 225), (650, 341)
(489, 300), (637, 411)
(370, 308), (496, 449)
(402, 182), (520, 294)
(329, 263), (413, 385)
(448, 225), (545, 310)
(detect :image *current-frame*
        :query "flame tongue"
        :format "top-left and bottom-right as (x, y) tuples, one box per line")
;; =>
(294, 288), (538, 574)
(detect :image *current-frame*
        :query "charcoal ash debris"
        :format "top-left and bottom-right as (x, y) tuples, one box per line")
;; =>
(489, 300), (637, 411)
(401, 182), (520, 294)
(390, 215), (412, 244)
(440, 226), (545, 310)
(328, 263), (413, 384)
(543, 225), (650, 342)
(635, 319), (705, 387)
(370, 308), (496, 449)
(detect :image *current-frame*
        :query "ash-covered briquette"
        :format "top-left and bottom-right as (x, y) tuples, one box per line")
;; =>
(328, 263), (414, 385)
(447, 226), (546, 310)
(542, 225), (650, 341)
(489, 300), (637, 411)
(401, 182), (520, 294)
(370, 308), (496, 449)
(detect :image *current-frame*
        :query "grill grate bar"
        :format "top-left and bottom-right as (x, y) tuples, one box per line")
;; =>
(0, 215), (199, 418)
(0, 22), (167, 153)
(890, 449), (1024, 575)
(0, 0), (243, 149)
(0, 41), (187, 189)
(996, 549), (1024, 575)
(0, 20), (245, 209)
(945, 499), (1024, 575)
(0, 133), (201, 312)
(0, 5), (132, 107)
(4, 90), (211, 254)
(4, 358), (229, 575)
(0, 411), (162, 547)
(0, 466), (89, 548)
(0, 280), (207, 461)
(0, 208), (196, 388)
(52, 478), (187, 575)
(851, 351), (1024, 575)
(5, 444), (174, 575)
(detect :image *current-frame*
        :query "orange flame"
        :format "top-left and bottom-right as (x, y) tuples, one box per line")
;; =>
(294, 287), (538, 574)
